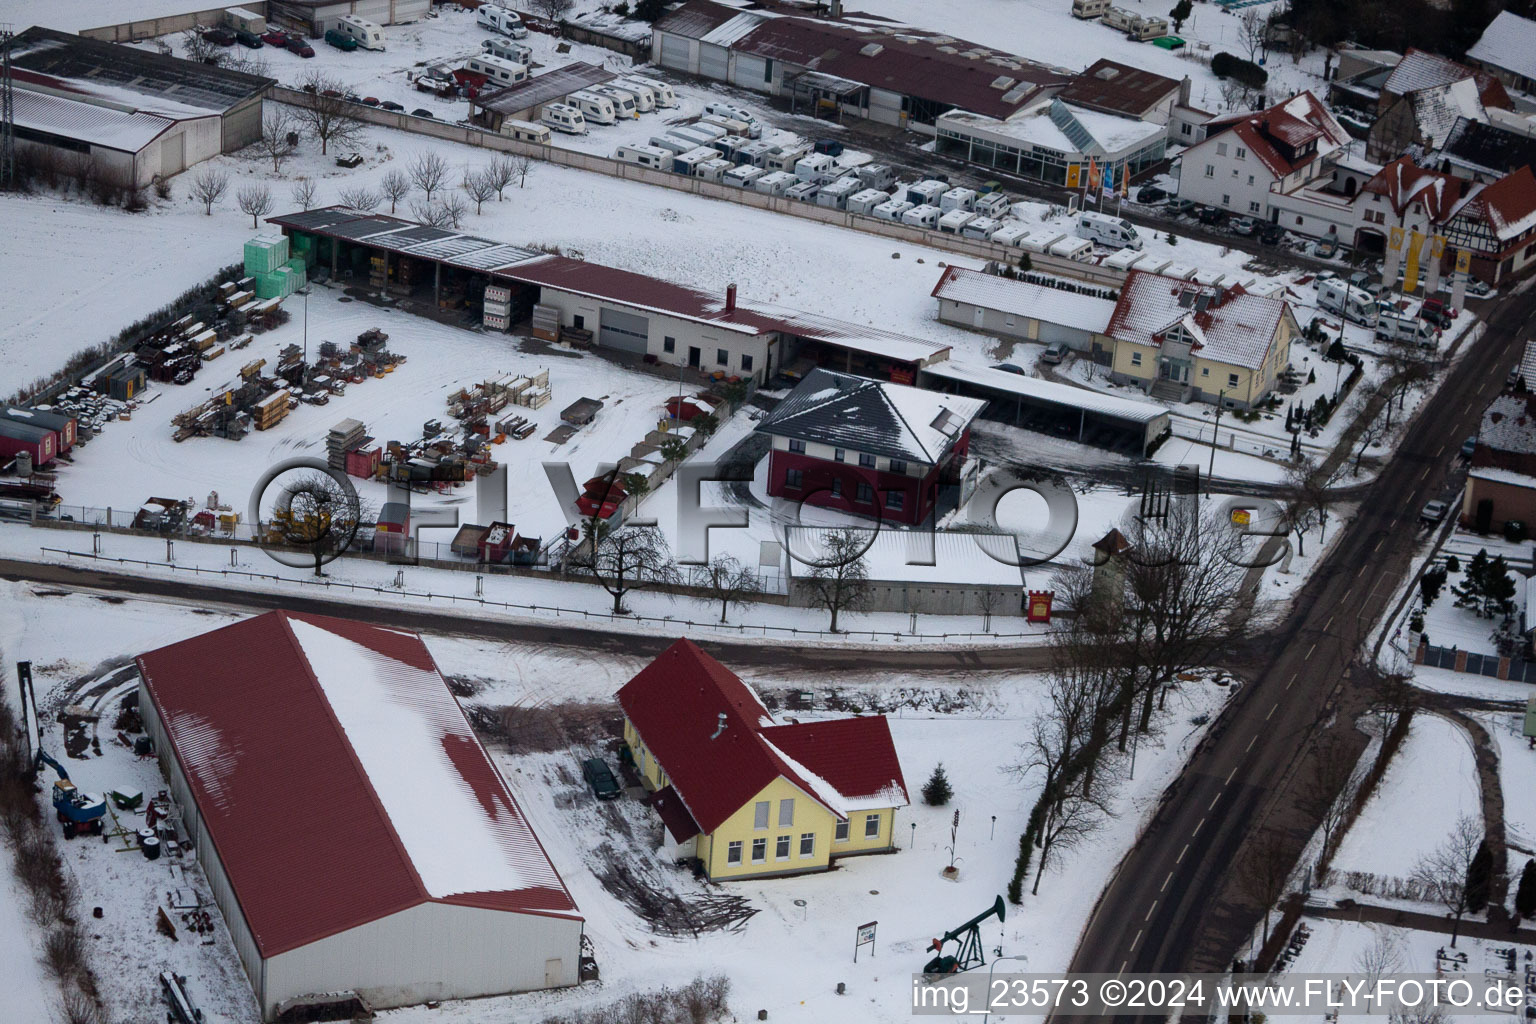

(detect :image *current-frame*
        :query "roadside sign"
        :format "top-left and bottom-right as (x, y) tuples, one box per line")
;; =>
(855, 920), (877, 961)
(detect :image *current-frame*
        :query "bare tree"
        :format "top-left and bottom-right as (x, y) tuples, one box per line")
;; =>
(1379, 332), (1437, 430)
(409, 151), (449, 202)
(379, 168), (411, 214)
(222, 51), (270, 78)
(976, 588), (1002, 633)
(570, 522), (682, 614)
(697, 555), (760, 623)
(269, 473), (373, 577)
(293, 71), (366, 156)
(1354, 402), (1390, 474)
(1412, 815), (1484, 947)
(439, 191), (469, 228)
(797, 527), (872, 632)
(486, 154), (516, 200)
(1295, 732), (1365, 869)
(411, 200), (453, 228)
(290, 177), (317, 211)
(181, 28), (225, 66)
(1237, 828), (1294, 946)
(338, 185), (381, 212)
(1369, 670), (1418, 741)
(1354, 929), (1402, 990)
(1283, 455), (1341, 554)
(1032, 790), (1108, 895)
(1238, 9), (1268, 64)
(508, 152), (536, 189)
(189, 166), (229, 215)
(257, 109), (296, 173)
(237, 183), (273, 228)
(461, 166), (497, 215)
(531, 0), (575, 22)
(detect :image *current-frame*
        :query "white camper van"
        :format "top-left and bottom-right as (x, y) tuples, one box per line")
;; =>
(481, 37), (532, 65)
(1075, 211), (1143, 250)
(612, 79), (656, 112)
(816, 177), (863, 209)
(990, 223), (1033, 248)
(701, 113), (759, 140)
(568, 91), (617, 126)
(696, 158), (733, 183)
(901, 204), (942, 229)
(1318, 279), (1379, 326)
(962, 216), (1001, 240)
(1072, 0), (1112, 17)
(975, 192), (1013, 219)
(649, 135), (693, 155)
(337, 15), (385, 50)
(703, 101), (760, 132)
(465, 55), (528, 87)
(755, 170), (798, 196)
(794, 153), (840, 184)
(785, 180), (821, 202)
(592, 85), (639, 119)
(940, 187), (978, 213)
(724, 165), (767, 189)
(499, 118), (550, 144)
(477, 5), (528, 38)
(872, 198), (915, 221)
(765, 145), (809, 173)
(541, 103), (588, 135)
(1375, 311), (1436, 345)
(671, 146), (717, 175)
(855, 163), (897, 191)
(734, 139), (776, 167)
(625, 75), (676, 108)
(615, 144), (671, 170)
(905, 179), (948, 207)
(938, 209), (976, 234)
(846, 189), (889, 216)
(1049, 236), (1094, 260)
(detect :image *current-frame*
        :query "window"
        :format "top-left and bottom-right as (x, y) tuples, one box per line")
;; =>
(889, 459), (907, 474)
(663, 335), (675, 353)
(835, 819), (850, 842)
(1221, 194), (1230, 206)
(775, 834), (791, 860)
(716, 348), (728, 366)
(1201, 367), (1209, 376)
(856, 481), (873, 503)
(1247, 175), (1255, 186)
(1130, 351), (1143, 366)
(864, 813), (881, 838)
(800, 832), (815, 857)
(1296, 216), (1304, 226)
(741, 354), (753, 372)
(785, 468), (803, 489)
(727, 841), (742, 865)
(1216, 142), (1227, 156)
(778, 798), (794, 828)
(858, 453), (876, 468)
(1227, 373), (1240, 388)
(885, 490), (905, 511)
(754, 801), (769, 830)
(751, 838), (766, 863)
(1249, 201), (1261, 214)
(1181, 123), (1191, 136)
(572, 314), (585, 329)
(1231, 168), (1239, 177)
(788, 439), (806, 454)
(1236, 146), (1247, 159)
(830, 478), (842, 497)
(1204, 164), (1214, 178)
(833, 447), (845, 462)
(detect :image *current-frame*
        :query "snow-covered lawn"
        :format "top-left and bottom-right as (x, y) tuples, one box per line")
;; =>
(1416, 557), (1519, 655)
(0, 861), (59, 1024)
(1479, 712), (1536, 861)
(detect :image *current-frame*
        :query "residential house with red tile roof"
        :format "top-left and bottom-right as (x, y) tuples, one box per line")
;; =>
(1440, 165), (1536, 284)
(618, 638), (908, 880)
(1366, 49), (1514, 162)
(1463, 378), (1536, 530)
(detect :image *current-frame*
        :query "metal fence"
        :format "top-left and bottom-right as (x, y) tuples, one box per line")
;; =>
(1416, 642), (1536, 683)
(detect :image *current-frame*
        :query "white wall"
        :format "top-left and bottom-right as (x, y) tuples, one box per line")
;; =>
(1176, 134), (1279, 217)
(264, 900), (583, 1018)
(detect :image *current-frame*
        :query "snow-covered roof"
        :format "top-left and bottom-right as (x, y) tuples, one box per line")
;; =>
(136, 611), (579, 958)
(12, 87), (182, 152)
(1467, 11), (1536, 84)
(1478, 392), (1536, 456)
(1385, 49), (1483, 98)
(921, 360), (1167, 425)
(1195, 92), (1349, 181)
(1448, 165), (1536, 242)
(1107, 271), (1291, 371)
(1469, 465), (1536, 489)
(1360, 156), (1466, 222)
(1412, 78), (1487, 151)
(758, 367), (986, 464)
(783, 525), (1024, 587)
(931, 266), (1116, 334)
(939, 103), (1164, 159)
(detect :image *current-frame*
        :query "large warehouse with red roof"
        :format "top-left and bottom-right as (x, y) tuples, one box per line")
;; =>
(135, 611), (582, 1021)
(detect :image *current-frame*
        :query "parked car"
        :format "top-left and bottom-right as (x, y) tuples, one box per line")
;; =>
(995, 363), (1026, 375)
(1460, 436), (1477, 458)
(235, 28), (263, 48)
(1314, 236), (1339, 259)
(813, 138), (844, 157)
(1040, 343), (1071, 365)
(324, 28), (358, 50)
(360, 96), (381, 106)
(1135, 183), (1171, 204)
(1166, 199), (1197, 217)
(1197, 205), (1226, 226)
(410, 107), (435, 118)
(1229, 216), (1258, 236)
(260, 29), (288, 47)
(1258, 222), (1285, 245)
(1347, 270), (1385, 298)
(582, 757), (621, 800)
(1465, 278), (1492, 297)
(978, 180), (1002, 194)
(335, 152), (364, 168)
(380, 100), (404, 111)
(1421, 297), (1457, 323)
(202, 26), (236, 46)
(1420, 500), (1448, 525)
(286, 36), (315, 57)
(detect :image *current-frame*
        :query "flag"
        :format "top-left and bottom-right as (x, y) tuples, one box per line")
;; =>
(1087, 157), (1101, 191)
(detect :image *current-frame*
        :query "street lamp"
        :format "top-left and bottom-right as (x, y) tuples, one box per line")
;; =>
(909, 821), (916, 850)
(983, 955), (1030, 1024)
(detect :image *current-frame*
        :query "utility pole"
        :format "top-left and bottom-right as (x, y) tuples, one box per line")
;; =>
(1206, 389), (1227, 495)
(1, 24), (17, 190)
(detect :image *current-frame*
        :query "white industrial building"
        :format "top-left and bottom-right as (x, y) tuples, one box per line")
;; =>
(931, 265), (1118, 357)
(9, 27), (272, 187)
(135, 610), (583, 1021)
(269, 0), (428, 35)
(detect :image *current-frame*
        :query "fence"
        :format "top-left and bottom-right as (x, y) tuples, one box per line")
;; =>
(1414, 641), (1536, 683)
(35, 547), (1040, 644)
(268, 86), (1131, 291)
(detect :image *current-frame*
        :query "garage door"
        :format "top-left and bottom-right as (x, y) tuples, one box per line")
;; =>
(599, 308), (650, 355)
(659, 33), (691, 71)
(699, 43), (729, 81)
(1036, 323), (1087, 350)
(353, 0), (391, 24)
(732, 54), (769, 92)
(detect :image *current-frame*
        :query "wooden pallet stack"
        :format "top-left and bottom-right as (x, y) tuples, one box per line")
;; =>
(253, 390), (290, 431)
(327, 418), (367, 470)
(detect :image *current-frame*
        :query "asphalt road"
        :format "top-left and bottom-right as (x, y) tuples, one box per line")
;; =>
(1063, 279), (1536, 1004)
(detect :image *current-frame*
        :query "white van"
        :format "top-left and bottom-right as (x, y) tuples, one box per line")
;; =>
(592, 85), (639, 119)
(975, 191), (1013, 219)
(612, 79), (656, 112)
(940, 187), (977, 213)
(499, 118), (550, 144)
(615, 144), (671, 170)
(872, 198), (915, 221)
(905, 179), (947, 207)
(1375, 312), (1435, 345)
(477, 4), (528, 39)
(755, 170), (798, 196)
(541, 103), (588, 135)
(846, 188), (889, 216)
(1075, 211), (1143, 250)
(794, 153), (839, 184)
(465, 54), (528, 87)
(703, 101), (760, 132)
(724, 164), (766, 189)
(702, 113), (759, 140)
(855, 163), (896, 191)
(1318, 279), (1378, 326)
(962, 216), (1001, 240)
(938, 209), (976, 234)
(481, 37), (532, 65)
(901, 204), (942, 229)
(568, 90), (617, 126)
(337, 14), (385, 50)
(625, 75), (677, 108)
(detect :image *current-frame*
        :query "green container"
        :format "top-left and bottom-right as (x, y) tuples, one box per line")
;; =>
(254, 271), (285, 299)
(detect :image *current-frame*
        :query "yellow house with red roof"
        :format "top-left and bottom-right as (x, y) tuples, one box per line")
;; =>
(617, 638), (908, 881)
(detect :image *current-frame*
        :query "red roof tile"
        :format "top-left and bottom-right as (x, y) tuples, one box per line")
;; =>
(1360, 156), (1466, 222)
(1198, 92), (1348, 180)
(1453, 164), (1536, 241)
(758, 718), (907, 811)
(136, 611), (578, 958)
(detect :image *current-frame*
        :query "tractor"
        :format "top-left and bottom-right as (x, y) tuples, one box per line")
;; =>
(34, 748), (106, 840)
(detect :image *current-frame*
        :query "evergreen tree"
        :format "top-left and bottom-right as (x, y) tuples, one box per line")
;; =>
(1170, 0), (1193, 32)
(1516, 859), (1536, 919)
(1419, 565), (1448, 608)
(922, 763), (953, 806)
(1485, 554), (1518, 618)
(1453, 549), (1491, 614)
(1307, 368), (1316, 385)
(1326, 339), (1346, 361)
(1465, 840), (1492, 914)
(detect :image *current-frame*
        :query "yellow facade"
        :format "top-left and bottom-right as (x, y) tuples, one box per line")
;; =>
(624, 719), (899, 881)
(1110, 311), (1294, 409)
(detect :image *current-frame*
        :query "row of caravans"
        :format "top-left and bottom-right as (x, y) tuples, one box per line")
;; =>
(530, 76), (679, 136)
(1315, 280), (1440, 344)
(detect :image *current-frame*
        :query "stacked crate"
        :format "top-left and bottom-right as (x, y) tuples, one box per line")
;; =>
(244, 235), (289, 276)
(253, 391), (290, 431)
(530, 304), (560, 342)
(327, 418), (367, 469)
(369, 254), (388, 290)
(483, 284), (512, 332)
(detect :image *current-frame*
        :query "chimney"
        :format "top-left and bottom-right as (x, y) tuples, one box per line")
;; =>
(725, 283), (737, 313)
(829, 0), (843, 18)
(710, 713), (728, 740)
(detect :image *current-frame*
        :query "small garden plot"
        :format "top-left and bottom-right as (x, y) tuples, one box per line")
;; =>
(1412, 549), (1523, 656)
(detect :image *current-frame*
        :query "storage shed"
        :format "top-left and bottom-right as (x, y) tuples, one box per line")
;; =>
(0, 420), (58, 466)
(269, 0), (430, 35)
(135, 611), (583, 1021)
(2, 407), (76, 452)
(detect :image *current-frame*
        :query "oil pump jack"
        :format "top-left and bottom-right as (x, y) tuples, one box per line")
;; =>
(923, 895), (1006, 974)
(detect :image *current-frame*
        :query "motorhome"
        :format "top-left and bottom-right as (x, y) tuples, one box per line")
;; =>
(592, 85), (639, 119)
(477, 5), (528, 38)
(702, 114), (758, 139)
(785, 180), (821, 202)
(541, 103), (587, 135)
(938, 209), (977, 234)
(1071, 0), (1111, 17)
(1375, 311), (1435, 345)
(625, 75), (677, 108)
(975, 192), (1013, 219)
(703, 101), (760, 132)
(905, 179), (948, 207)
(568, 91), (617, 126)
(724, 165), (767, 189)
(1075, 211), (1143, 250)
(1318, 279), (1379, 326)
(499, 118), (550, 144)
(961, 216), (1001, 240)
(939, 187), (978, 213)
(872, 198), (915, 221)
(615, 144), (671, 170)
(901, 204), (942, 229)
(612, 79), (656, 112)
(846, 189), (889, 216)
(794, 153), (840, 184)
(755, 170), (798, 196)
(481, 37), (532, 65)
(855, 163), (897, 191)
(671, 146), (717, 175)
(464, 55), (528, 88)
(816, 177), (863, 209)
(336, 14), (385, 50)
(764, 144), (809, 173)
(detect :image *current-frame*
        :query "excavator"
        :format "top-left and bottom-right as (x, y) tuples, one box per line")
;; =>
(33, 748), (106, 840)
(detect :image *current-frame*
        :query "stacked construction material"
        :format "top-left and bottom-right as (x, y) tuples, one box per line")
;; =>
(484, 284), (512, 332)
(253, 390), (290, 431)
(530, 304), (560, 342)
(327, 418), (366, 470)
(244, 235), (289, 275)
